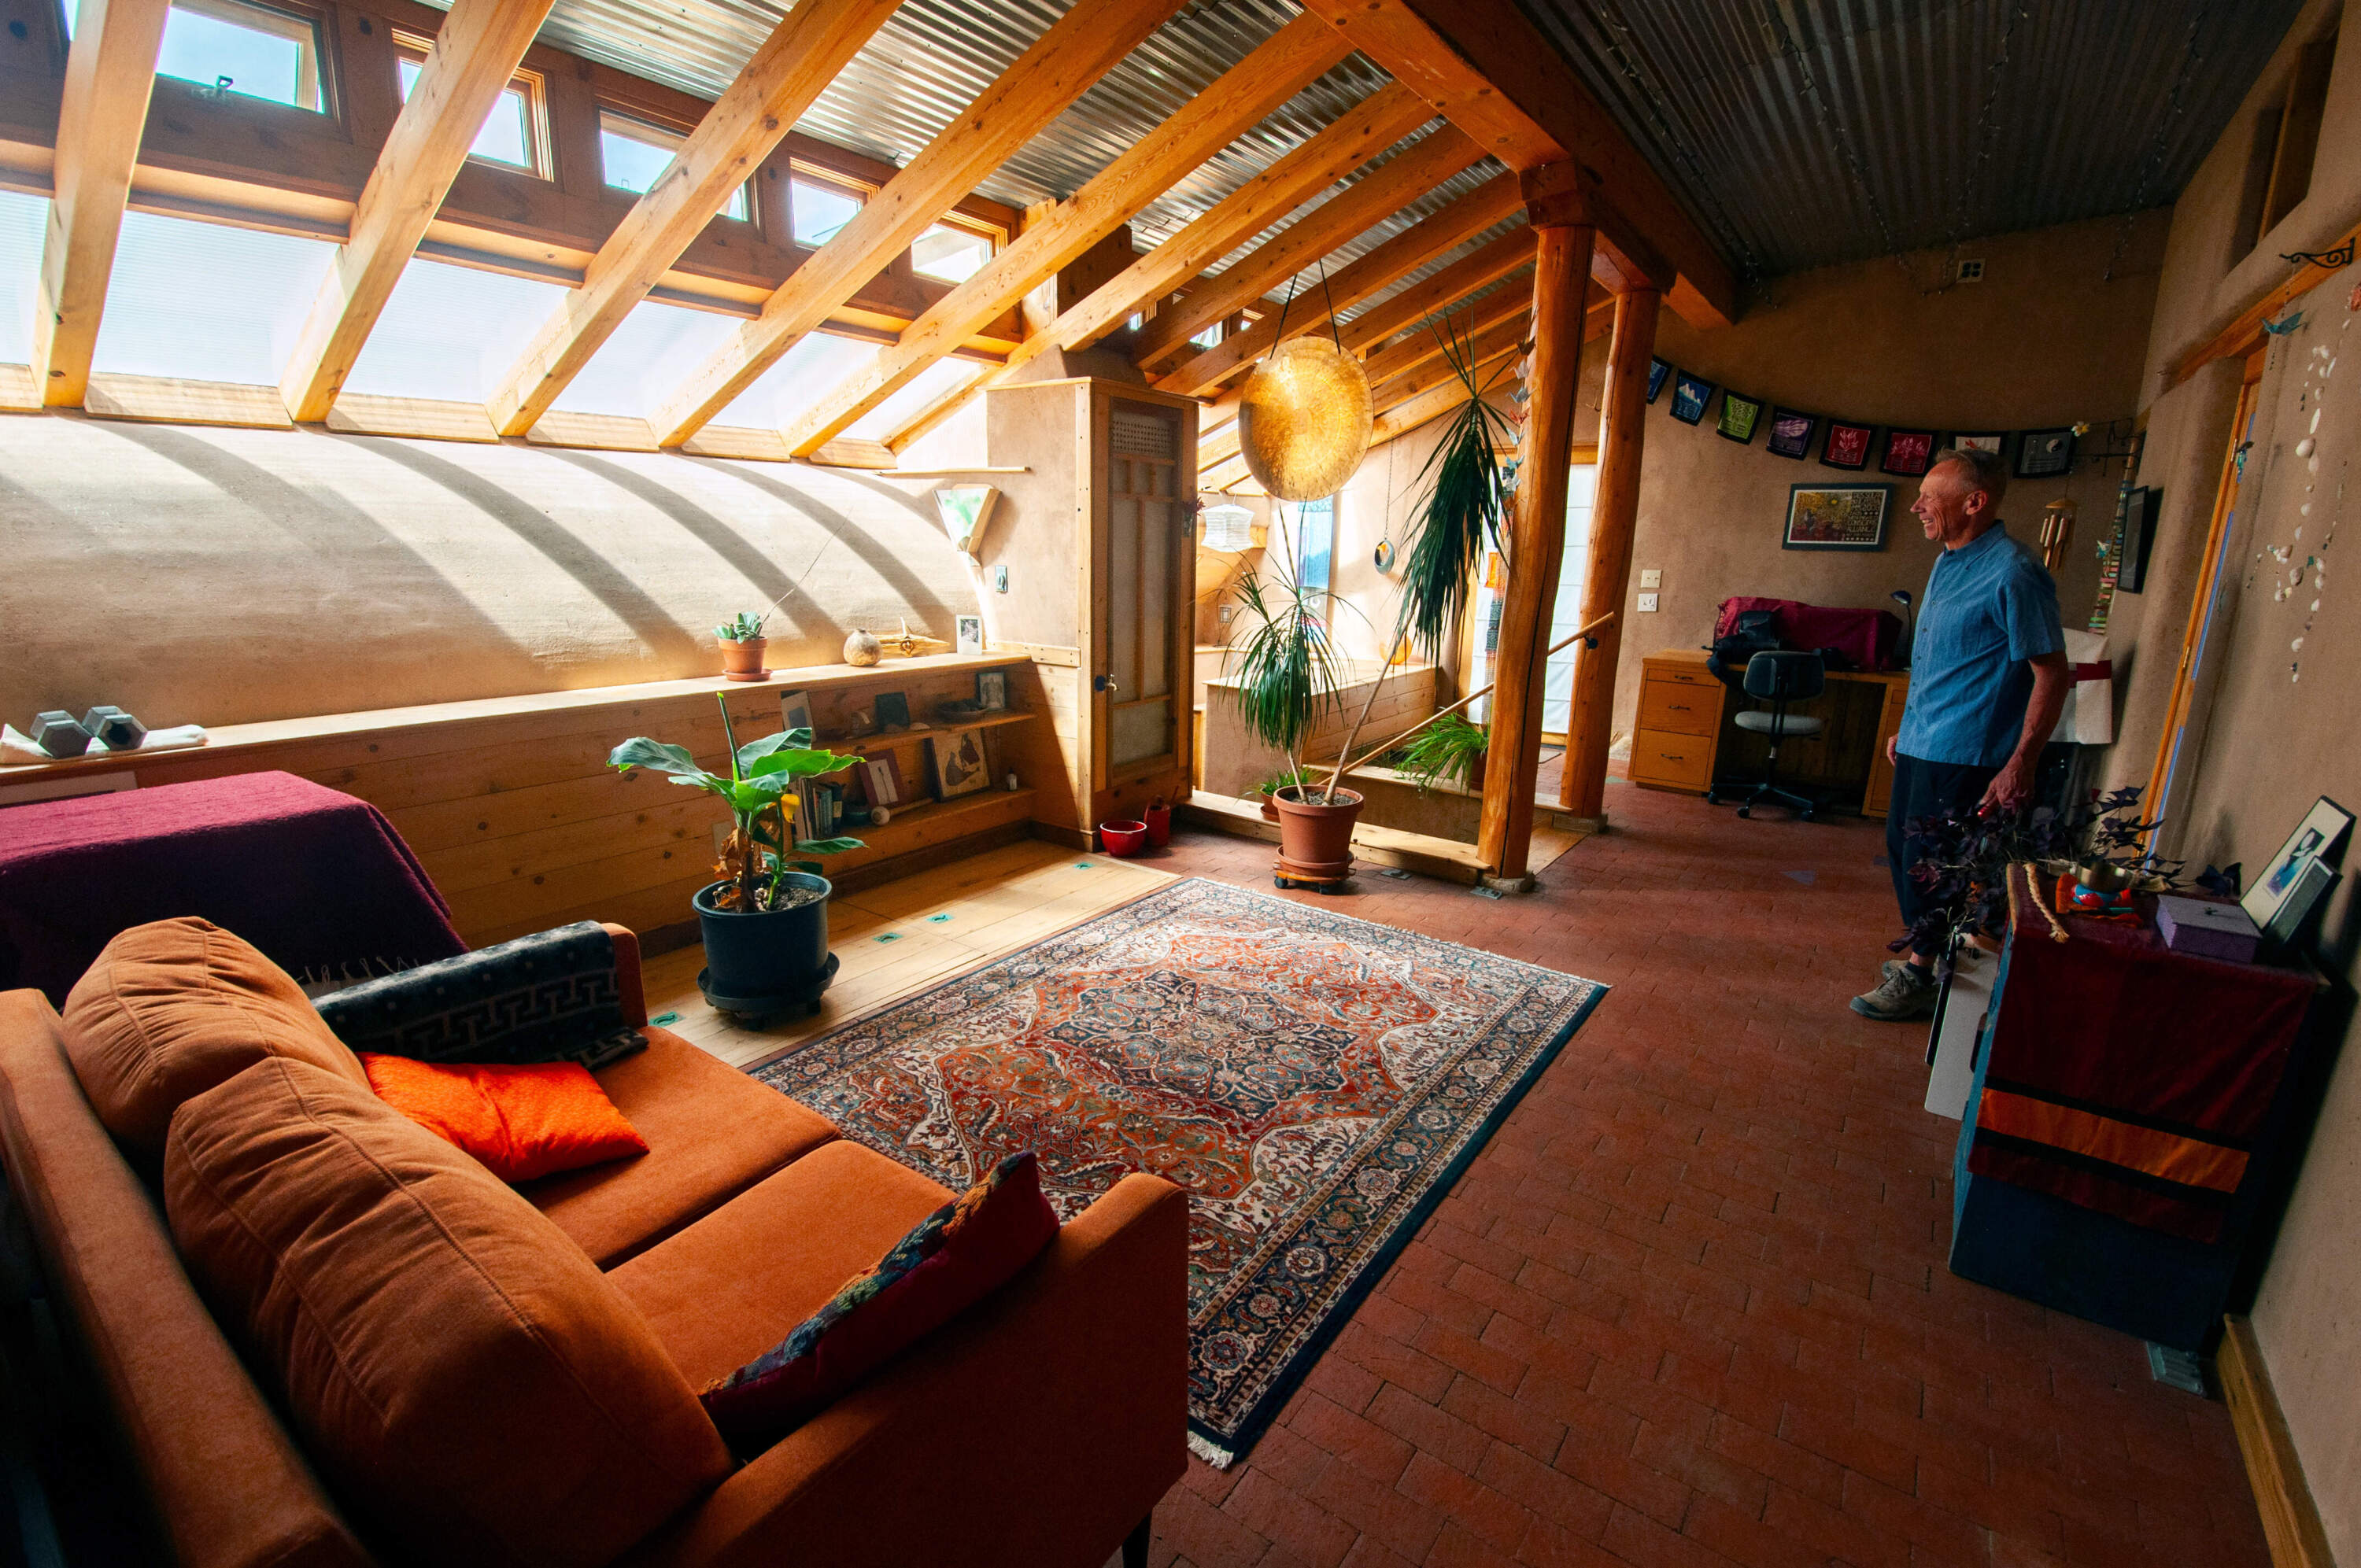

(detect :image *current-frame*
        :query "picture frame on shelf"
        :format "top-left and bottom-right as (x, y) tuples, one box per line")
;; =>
(862, 751), (903, 807)
(955, 614), (985, 655)
(1880, 429), (1935, 477)
(873, 690), (912, 731)
(976, 670), (1008, 710)
(925, 727), (993, 801)
(1765, 408), (1818, 460)
(1783, 483), (1891, 552)
(2016, 426), (2077, 479)
(778, 689), (815, 740)
(1821, 421), (1874, 470)
(2241, 795), (2353, 937)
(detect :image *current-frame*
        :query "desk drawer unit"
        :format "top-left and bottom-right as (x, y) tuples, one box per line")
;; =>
(1628, 655), (1722, 793)
(1638, 678), (1716, 736)
(1628, 732), (1713, 791)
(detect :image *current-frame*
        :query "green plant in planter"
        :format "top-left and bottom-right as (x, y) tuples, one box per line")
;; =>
(1396, 315), (1519, 661)
(1229, 519), (1363, 803)
(609, 693), (865, 913)
(714, 611), (767, 643)
(1395, 712), (1488, 791)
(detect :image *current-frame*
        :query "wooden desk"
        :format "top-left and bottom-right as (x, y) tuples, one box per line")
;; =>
(1628, 647), (1908, 817)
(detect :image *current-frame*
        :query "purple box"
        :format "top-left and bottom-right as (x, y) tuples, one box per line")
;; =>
(2155, 895), (2261, 964)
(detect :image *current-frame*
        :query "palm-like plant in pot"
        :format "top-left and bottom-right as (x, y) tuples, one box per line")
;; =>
(609, 694), (865, 1016)
(1229, 534), (1367, 880)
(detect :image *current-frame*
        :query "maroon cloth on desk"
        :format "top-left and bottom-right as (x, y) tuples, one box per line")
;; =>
(1716, 596), (1904, 671)
(0, 772), (466, 1005)
(1968, 866), (2315, 1241)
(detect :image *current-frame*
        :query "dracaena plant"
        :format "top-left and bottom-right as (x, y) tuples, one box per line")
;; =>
(609, 693), (865, 912)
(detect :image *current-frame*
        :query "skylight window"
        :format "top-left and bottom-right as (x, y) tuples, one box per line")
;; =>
(715, 330), (878, 431)
(341, 255), (569, 403)
(789, 174), (862, 247)
(844, 356), (983, 441)
(397, 51), (538, 172)
(0, 190), (43, 367)
(911, 221), (990, 283)
(1189, 321), (1222, 350)
(552, 300), (740, 420)
(89, 210), (337, 384)
(600, 112), (748, 222)
(80, 0), (328, 112)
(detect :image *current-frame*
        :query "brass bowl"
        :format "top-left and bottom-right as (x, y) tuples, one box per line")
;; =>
(1237, 338), (1373, 503)
(2075, 860), (2135, 895)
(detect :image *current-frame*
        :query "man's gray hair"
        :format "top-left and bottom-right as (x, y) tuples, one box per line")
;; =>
(1931, 445), (2008, 505)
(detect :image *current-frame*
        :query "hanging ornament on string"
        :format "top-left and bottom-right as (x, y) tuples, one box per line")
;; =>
(1237, 259), (1372, 502)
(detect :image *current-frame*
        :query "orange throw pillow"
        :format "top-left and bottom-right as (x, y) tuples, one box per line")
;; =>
(361, 1055), (648, 1183)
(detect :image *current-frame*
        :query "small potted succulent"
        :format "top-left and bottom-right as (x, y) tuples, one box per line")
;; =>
(610, 694), (865, 1016)
(715, 611), (770, 681)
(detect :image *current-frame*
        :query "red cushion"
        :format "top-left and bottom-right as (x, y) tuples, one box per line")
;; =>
(361, 1055), (648, 1183)
(697, 1150), (1059, 1443)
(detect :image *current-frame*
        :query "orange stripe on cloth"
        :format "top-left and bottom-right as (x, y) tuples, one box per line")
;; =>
(1976, 1089), (2249, 1194)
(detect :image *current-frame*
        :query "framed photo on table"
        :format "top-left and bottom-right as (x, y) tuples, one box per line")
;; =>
(925, 727), (992, 801)
(2241, 795), (2353, 937)
(1783, 483), (1891, 552)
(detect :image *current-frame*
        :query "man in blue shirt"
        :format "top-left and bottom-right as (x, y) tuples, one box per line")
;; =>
(1853, 447), (2068, 1021)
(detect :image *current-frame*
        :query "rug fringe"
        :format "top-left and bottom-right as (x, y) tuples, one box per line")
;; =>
(1187, 1430), (1238, 1470)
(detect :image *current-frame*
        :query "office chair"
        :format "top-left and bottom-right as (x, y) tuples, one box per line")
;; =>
(1707, 650), (1826, 820)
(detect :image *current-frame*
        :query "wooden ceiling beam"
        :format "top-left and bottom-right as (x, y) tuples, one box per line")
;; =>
(1129, 125), (1483, 367)
(881, 82), (1432, 452)
(639, 0), (1186, 448)
(774, 12), (1354, 459)
(1294, 0), (1733, 327)
(31, 0), (171, 407)
(280, 0), (558, 422)
(1359, 279), (1533, 386)
(485, 0), (901, 437)
(1155, 171), (1523, 397)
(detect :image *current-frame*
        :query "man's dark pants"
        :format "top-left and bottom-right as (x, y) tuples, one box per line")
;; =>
(1887, 753), (2000, 940)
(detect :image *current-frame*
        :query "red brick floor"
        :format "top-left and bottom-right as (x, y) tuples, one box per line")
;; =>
(1116, 778), (2270, 1568)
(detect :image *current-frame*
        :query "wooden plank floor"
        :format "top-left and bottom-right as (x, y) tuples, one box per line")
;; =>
(642, 839), (1178, 1070)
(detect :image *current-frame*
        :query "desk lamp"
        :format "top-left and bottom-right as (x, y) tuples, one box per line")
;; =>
(1890, 589), (1913, 668)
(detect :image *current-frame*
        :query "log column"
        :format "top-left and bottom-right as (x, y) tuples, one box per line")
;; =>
(1476, 163), (1594, 886)
(1558, 283), (1662, 821)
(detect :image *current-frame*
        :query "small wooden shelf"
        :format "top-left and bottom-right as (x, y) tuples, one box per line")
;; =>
(820, 708), (1037, 749)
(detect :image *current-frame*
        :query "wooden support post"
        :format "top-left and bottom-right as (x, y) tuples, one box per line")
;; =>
(1558, 284), (1661, 821)
(1476, 163), (1594, 886)
(33, 0), (171, 407)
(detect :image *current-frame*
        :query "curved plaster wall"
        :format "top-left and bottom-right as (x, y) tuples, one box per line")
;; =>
(0, 418), (982, 729)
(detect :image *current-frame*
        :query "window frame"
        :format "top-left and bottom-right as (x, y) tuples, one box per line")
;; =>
(145, 0), (334, 117)
(391, 28), (550, 179)
(785, 160), (873, 249)
(597, 107), (754, 225)
(907, 212), (998, 283)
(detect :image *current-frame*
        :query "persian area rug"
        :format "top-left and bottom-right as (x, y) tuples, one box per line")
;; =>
(752, 876), (1606, 1466)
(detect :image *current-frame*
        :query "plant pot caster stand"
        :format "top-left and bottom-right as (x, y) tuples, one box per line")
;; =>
(1273, 853), (1353, 894)
(696, 951), (841, 1025)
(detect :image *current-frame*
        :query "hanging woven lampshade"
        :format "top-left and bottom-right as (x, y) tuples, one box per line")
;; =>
(1237, 337), (1373, 502)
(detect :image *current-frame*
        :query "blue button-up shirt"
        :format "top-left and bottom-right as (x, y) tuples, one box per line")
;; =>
(1895, 522), (2064, 767)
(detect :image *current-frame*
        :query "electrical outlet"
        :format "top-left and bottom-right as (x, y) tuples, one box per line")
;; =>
(1638, 592), (1660, 613)
(1217, 603), (1234, 625)
(1639, 568), (1662, 589)
(1957, 258), (1985, 283)
(993, 565), (1010, 593)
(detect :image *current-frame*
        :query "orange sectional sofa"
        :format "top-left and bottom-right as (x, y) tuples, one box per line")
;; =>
(0, 919), (1187, 1568)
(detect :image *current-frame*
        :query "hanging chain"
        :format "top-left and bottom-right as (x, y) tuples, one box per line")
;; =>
(2105, 0), (2210, 282)
(1757, 1), (1916, 286)
(1934, 3), (2030, 294)
(1592, 0), (1767, 290)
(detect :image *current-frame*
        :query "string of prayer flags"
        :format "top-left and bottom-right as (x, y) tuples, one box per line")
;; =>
(1822, 420), (1873, 470)
(1883, 429), (1934, 476)
(1646, 357), (1671, 404)
(1670, 371), (1714, 425)
(1765, 408), (1817, 459)
(1717, 391), (1764, 444)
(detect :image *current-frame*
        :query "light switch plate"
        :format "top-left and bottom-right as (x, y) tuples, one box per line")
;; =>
(1638, 592), (1661, 613)
(1639, 569), (1662, 589)
(993, 566), (1010, 593)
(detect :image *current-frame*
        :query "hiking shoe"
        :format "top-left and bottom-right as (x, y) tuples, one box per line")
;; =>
(1852, 963), (1938, 1021)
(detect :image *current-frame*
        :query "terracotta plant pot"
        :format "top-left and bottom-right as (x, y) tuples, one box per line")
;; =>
(1258, 792), (1281, 824)
(1465, 751), (1487, 791)
(1272, 786), (1364, 869)
(719, 635), (768, 681)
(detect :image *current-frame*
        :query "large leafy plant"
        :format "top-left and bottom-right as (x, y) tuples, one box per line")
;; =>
(1900, 785), (2174, 959)
(609, 693), (865, 912)
(1395, 313), (1520, 661)
(1229, 511), (1358, 802)
(1393, 711), (1488, 792)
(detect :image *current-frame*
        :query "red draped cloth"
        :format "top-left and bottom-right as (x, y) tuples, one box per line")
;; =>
(1967, 867), (2317, 1241)
(0, 772), (466, 1005)
(1715, 596), (1904, 671)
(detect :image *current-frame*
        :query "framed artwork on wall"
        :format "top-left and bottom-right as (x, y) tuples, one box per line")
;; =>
(1670, 371), (1714, 425)
(955, 614), (984, 654)
(1646, 357), (1671, 404)
(926, 727), (993, 801)
(2016, 427), (2078, 478)
(1821, 421), (1874, 470)
(1881, 429), (1936, 477)
(1783, 483), (1892, 552)
(1765, 408), (1818, 459)
(2242, 796), (2352, 936)
(1717, 390), (1764, 444)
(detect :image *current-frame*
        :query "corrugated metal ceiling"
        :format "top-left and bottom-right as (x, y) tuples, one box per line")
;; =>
(1516, 0), (2306, 280)
(438, 0), (2304, 304)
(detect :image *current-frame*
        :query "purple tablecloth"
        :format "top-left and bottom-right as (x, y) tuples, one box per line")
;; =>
(0, 772), (467, 1005)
